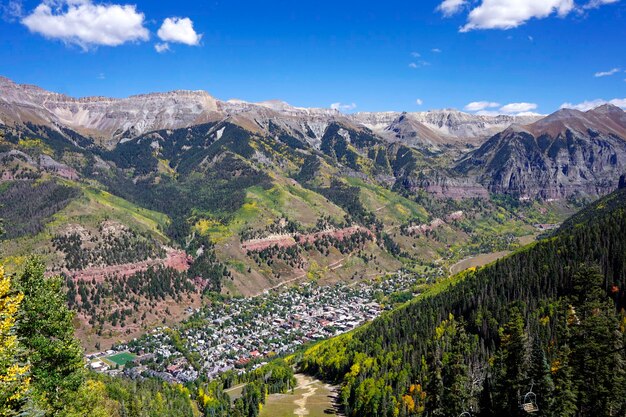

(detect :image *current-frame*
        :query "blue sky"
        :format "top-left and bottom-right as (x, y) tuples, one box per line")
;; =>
(0, 0), (625, 114)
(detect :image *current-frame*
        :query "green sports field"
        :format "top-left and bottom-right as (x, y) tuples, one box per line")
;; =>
(106, 352), (137, 366)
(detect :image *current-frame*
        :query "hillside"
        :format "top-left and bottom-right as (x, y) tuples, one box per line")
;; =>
(1, 79), (619, 350)
(298, 186), (626, 417)
(457, 105), (626, 200)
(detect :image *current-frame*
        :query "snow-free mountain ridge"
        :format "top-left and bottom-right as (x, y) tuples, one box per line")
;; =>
(0, 76), (539, 150)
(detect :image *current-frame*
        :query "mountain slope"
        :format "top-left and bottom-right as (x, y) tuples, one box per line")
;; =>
(0, 77), (221, 147)
(1, 78), (614, 351)
(353, 109), (541, 151)
(0, 109), (555, 295)
(298, 185), (626, 417)
(1, 76), (540, 151)
(456, 105), (626, 199)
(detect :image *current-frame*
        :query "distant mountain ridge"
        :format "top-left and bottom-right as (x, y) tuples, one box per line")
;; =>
(0, 76), (539, 151)
(2, 76), (626, 201)
(352, 110), (540, 149)
(457, 105), (626, 199)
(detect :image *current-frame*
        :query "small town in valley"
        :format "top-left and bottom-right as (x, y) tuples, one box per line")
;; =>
(86, 269), (434, 383)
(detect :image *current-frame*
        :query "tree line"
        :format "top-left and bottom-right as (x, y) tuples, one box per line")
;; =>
(297, 187), (626, 417)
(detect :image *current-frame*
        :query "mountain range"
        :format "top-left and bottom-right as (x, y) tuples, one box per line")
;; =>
(2, 76), (626, 348)
(0, 76), (538, 150)
(4, 76), (626, 201)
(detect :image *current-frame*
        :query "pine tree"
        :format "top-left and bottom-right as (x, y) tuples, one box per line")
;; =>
(568, 265), (625, 416)
(490, 306), (528, 417)
(425, 351), (445, 417)
(14, 259), (84, 415)
(549, 344), (577, 417)
(441, 319), (472, 417)
(527, 339), (554, 414)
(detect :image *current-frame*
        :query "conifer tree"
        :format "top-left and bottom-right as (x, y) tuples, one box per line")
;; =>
(441, 319), (472, 417)
(14, 259), (84, 415)
(490, 306), (528, 417)
(549, 344), (577, 417)
(527, 339), (554, 413)
(568, 265), (625, 416)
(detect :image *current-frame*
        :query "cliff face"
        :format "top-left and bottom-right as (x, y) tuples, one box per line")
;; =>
(396, 170), (489, 200)
(456, 105), (626, 200)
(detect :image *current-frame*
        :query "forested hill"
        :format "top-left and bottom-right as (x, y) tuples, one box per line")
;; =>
(298, 187), (626, 417)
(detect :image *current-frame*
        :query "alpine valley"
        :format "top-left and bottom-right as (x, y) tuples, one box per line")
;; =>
(2, 75), (626, 417)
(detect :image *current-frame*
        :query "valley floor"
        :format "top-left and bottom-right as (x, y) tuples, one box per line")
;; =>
(92, 241), (540, 383)
(258, 374), (343, 417)
(449, 233), (538, 275)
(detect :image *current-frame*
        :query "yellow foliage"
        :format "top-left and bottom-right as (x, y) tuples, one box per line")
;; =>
(61, 379), (121, 417)
(18, 138), (53, 155)
(306, 261), (324, 281)
(402, 395), (415, 412)
(435, 323), (445, 340)
(194, 219), (222, 236)
(395, 204), (409, 216)
(0, 265), (30, 414)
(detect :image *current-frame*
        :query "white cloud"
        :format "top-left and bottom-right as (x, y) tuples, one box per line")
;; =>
(157, 17), (202, 46)
(594, 68), (621, 77)
(561, 98), (626, 111)
(432, 48), (442, 53)
(21, 0), (149, 49)
(460, 0), (575, 31)
(584, 0), (619, 9)
(408, 61), (430, 69)
(410, 51), (421, 58)
(464, 101), (500, 111)
(416, 99), (424, 106)
(472, 101), (540, 116)
(464, 100), (540, 115)
(155, 42), (170, 53)
(499, 102), (538, 113)
(330, 102), (357, 112)
(437, 0), (467, 17)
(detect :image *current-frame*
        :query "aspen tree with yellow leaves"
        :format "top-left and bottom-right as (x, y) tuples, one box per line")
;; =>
(0, 265), (30, 416)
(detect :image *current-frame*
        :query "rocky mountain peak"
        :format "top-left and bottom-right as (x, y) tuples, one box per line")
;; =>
(457, 105), (626, 200)
(527, 105), (626, 139)
(589, 103), (624, 116)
